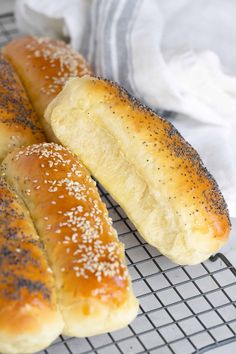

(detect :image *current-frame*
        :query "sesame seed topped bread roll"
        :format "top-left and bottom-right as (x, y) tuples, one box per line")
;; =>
(3, 36), (92, 140)
(0, 54), (45, 161)
(2, 143), (138, 338)
(45, 76), (230, 265)
(0, 178), (63, 354)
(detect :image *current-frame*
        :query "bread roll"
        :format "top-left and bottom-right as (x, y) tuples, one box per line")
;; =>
(0, 54), (45, 161)
(3, 36), (92, 140)
(45, 76), (230, 265)
(0, 178), (63, 354)
(2, 143), (138, 338)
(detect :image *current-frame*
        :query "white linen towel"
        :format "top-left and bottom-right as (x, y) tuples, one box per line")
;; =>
(15, 0), (236, 217)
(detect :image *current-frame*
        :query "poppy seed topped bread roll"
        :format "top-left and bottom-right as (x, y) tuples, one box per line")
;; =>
(45, 75), (230, 265)
(2, 143), (138, 339)
(0, 54), (45, 161)
(3, 36), (92, 140)
(0, 178), (63, 354)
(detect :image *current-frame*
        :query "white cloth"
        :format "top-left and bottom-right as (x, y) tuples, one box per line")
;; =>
(15, 0), (236, 216)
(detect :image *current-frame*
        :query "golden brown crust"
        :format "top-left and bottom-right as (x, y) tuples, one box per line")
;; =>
(97, 77), (230, 224)
(45, 76), (230, 264)
(0, 54), (45, 160)
(2, 143), (138, 336)
(0, 178), (63, 352)
(3, 36), (92, 139)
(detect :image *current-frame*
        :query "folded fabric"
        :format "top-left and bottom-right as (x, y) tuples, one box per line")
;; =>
(15, 0), (236, 216)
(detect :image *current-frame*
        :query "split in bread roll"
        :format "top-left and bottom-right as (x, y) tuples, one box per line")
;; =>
(0, 178), (63, 354)
(0, 54), (45, 161)
(2, 143), (138, 339)
(3, 36), (92, 140)
(45, 76), (230, 265)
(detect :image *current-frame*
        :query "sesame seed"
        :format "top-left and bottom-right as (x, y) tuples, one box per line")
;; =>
(25, 37), (91, 95)
(13, 142), (129, 285)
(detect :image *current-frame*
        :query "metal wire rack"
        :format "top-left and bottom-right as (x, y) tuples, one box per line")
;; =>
(0, 12), (236, 354)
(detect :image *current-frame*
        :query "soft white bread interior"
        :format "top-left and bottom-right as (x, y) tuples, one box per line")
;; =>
(45, 76), (230, 265)
(0, 178), (63, 354)
(2, 143), (138, 339)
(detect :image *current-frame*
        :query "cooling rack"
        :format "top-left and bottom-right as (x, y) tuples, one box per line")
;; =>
(0, 12), (236, 354)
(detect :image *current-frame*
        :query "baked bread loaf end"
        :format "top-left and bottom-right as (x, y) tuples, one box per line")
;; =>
(45, 76), (230, 265)
(3, 36), (92, 140)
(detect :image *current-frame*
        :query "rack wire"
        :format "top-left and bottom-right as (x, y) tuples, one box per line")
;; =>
(0, 12), (236, 354)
